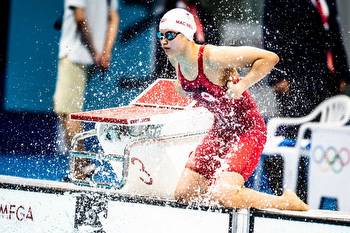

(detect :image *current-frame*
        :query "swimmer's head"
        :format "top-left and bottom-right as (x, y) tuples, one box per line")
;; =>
(159, 8), (196, 41)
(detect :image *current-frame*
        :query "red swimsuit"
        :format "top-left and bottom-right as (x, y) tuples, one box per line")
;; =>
(178, 45), (267, 181)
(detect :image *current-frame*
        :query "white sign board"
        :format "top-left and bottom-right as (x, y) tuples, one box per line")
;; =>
(308, 126), (350, 211)
(0, 188), (76, 233)
(104, 201), (231, 233)
(253, 217), (350, 233)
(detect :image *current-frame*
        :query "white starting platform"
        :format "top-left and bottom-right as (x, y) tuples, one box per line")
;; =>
(69, 78), (214, 199)
(0, 175), (350, 232)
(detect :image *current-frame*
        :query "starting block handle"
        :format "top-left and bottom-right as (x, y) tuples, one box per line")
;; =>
(69, 150), (128, 189)
(69, 129), (98, 182)
(69, 128), (130, 190)
(70, 129), (97, 150)
(69, 129), (128, 189)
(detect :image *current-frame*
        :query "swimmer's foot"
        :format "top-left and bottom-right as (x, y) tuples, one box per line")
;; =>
(281, 190), (310, 211)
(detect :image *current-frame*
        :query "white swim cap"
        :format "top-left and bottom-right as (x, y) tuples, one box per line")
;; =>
(159, 8), (197, 41)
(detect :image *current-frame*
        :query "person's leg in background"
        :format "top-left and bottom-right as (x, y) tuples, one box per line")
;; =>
(53, 57), (93, 179)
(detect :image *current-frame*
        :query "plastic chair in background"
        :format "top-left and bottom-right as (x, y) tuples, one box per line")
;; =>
(252, 95), (350, 198)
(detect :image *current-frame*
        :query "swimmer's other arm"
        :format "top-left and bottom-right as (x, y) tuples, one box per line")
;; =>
(175, 80), (191, 97)
(169, 58), (193, 98)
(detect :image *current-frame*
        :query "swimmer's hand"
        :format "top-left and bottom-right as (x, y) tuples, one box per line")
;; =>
(226, 81), (245, 99)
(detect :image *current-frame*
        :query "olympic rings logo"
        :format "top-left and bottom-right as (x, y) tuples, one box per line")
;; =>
(312, 145), (350, 174)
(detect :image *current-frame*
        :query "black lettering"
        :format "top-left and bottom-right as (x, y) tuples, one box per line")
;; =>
(0, 204), (8, 215)
(16, 206), (25, 221)
(26, 207), (33, 221)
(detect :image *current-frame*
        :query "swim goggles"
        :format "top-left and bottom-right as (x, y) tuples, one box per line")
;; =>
(156, 31), (181, 41)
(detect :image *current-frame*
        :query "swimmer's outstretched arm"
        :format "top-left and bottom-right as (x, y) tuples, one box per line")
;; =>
(207, 45), (279, 98)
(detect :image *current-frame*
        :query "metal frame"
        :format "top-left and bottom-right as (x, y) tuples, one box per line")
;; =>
(68, 124), (207, 190)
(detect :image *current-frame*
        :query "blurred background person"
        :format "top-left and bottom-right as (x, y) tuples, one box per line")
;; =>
(263, 0), (350, 138)
(262, 0), (350, 201)
(53, 0), (119, 179)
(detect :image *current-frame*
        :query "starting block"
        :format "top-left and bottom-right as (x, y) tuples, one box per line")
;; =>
(69, 79), (214, 199)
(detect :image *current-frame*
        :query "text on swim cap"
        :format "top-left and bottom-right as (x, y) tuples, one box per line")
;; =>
(175, 20), (194, 30)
